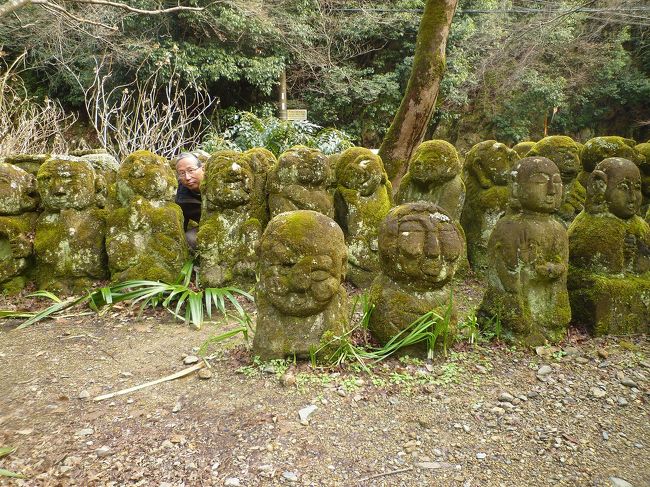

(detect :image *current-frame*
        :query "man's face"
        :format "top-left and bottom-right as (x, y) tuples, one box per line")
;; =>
(176, 157), (204, 192)
(606, 164), (642, 219)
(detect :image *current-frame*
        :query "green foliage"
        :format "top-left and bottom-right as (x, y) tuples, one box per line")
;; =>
(201, 111), (355, 156)
(3, 262), (253, 331)
(0, 446), (26, 479)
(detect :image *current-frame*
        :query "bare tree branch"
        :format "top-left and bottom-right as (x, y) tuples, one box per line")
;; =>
(0, 0), (204, 18)
(0, 0), (32, 18)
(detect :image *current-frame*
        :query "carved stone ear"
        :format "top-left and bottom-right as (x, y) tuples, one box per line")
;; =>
(94, 174), (107, 208)
(586, 169), (608, 213)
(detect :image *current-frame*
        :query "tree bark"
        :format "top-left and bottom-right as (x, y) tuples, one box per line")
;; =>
(0, 0), (32, 17)
(378, 0), (459, 183)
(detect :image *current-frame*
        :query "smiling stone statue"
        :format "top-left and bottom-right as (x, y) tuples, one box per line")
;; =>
(478, 157), (571, 345)
(252, 210), (348, 360)
(368, 202), (465, 355)
(568, 157), (650, 335)
(34, 157), (108, 292)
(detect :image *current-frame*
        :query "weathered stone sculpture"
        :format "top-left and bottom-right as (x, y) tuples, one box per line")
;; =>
(106, 150), (188, 283)
(4, 154), (49, 176)
(242, 147), (276, 228)
(634, 143), (650, 215)
(34, 157), (107, 292)
(528, 136), (585, 225)
(77, 150), (120, 189)
(252, 210), (348, 360)
(578, 136), (644, 188)
(395, 140), (466, 221)
(368, 202), (464, 355)
(334, 147), (392, 287)
(568, 157), (650, 335)
(512, 141), (535, 158)
(0, 163), (39, 293)
(266, 145), (334, 219)
(460, 140), (520, 271)
(478, 157), (571, 345)
(197, 153), (264, 288)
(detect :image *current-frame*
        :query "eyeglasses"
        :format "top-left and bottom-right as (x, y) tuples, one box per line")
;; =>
(177, 167), (200, 178)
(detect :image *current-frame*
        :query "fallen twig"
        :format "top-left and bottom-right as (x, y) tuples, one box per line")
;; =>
(93, 360), (208, 402)
(357, 466), (414, 483)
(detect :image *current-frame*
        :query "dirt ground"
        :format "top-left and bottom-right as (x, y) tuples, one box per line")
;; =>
(0, 279), (649, 487)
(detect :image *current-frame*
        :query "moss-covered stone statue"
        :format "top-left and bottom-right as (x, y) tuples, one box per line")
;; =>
(368, 202), (464, 355)
(512, 141), (535, 158)
(34, 157), (108, 292)
(460, 140), (520, 271)
(395, 140), (465, 221)
(4, 154), (50, 176)
(478, 157), (571, 345)
(266, 145), (334, 219)
(568, 157), (650, 335)
(78, 150), (120, 189)
(106, 150), (188, 283)
(252, 210), (348, 360)
(578, 136), (645, 189)
(0, 163), (39, 294)
(197, 153), (264, 288)
(334, 147), (393, 288)
(528, 136), (585, 225)
(634, 143), (650, 215)
(242, 147), (276, 228)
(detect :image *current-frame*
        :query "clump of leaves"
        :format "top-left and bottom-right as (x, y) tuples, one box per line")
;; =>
(3, 262), (252, 331)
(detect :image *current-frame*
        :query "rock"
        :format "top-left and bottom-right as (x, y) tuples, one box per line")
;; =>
(95, 446), (111, 458)
(537, 365), (553, 377)
(224, 478), (241, 486)
(602, 431), (610, 440)
(170, 434), (185, 444)
(298, 405), (317, 423)
(527, 391), (539, 399)
(621, 377), (638, 388)
(75, 428), (94, 436)
(591, 387), (606, 398)
(476, 452), (487, 460)
(617, 397), (629, 406)
(281, 371), (296, 387)
(161, 440), (174, 449)
(640, 361), (650, 369)
(491, 407), (505, 415)
(609, 477), (634, 487)
(498, 392), (515, 403)
(172, 401), (182, 413)
(575, 357), (589, 364)
(416, 461), (453, 469)
(183, 355), (200, 365)
(597, 349), (609, 359)
(198, 368), (213, 380)
(282, 471), (298, 482)
(16, 428), (33, 435)
(78, 390), (90, 399)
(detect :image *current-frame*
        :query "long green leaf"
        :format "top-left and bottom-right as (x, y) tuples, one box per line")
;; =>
(0, 468), (26, 479)
(15, 295), (88, 330)
(27, 290), (62, 303)
(0, 446), (16, 458)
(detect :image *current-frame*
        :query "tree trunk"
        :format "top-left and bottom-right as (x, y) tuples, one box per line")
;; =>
(378, 0), (458, 183)
(0, 0), (32, 17)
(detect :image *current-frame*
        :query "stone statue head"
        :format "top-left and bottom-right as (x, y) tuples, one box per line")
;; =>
(203, 155), (254, 210)
(0, 163), (38, 215)
(37, 157), (101, 211)
(512, 141), (535, 158)
(586, 157), (642, 219)
(275, 146), (330, 186)
(528, 136), (581, 182)
(243, 147), (277, 175)
(336, 148), (387, 196)
(581, 136), (644, 173)
(511, 157), (563, 214)
(258, 210), (346, 317)
(466, 140), (519, 188)
(379, 202), (464, 287)
(408, 140), (461, 185)
(117, 150), (177, 205)
(634, 143), (650, 200)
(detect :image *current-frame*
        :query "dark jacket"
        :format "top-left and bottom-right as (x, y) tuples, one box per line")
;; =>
(176, 183), (201, 230)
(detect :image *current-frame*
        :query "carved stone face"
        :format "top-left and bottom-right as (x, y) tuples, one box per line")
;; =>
(529, 136), (581, 182)
(37, 158), (96, 211)
(118, 151), (177, 203)
(339, 154), (384, 196)
(603, 159), (642, 219)
(259, 211), (346, 316)
(380, 203), (464, 286)
(514, 157), (563, 214)
(467, 141), (518, 187)
(204, 159), (253, 209)
(0, 163), (37, 215)
(277, 147), (329, 186)
(409, 140), (461, 185)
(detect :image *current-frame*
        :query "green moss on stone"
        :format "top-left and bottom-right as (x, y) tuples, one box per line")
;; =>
(512, 141), (535, 158)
